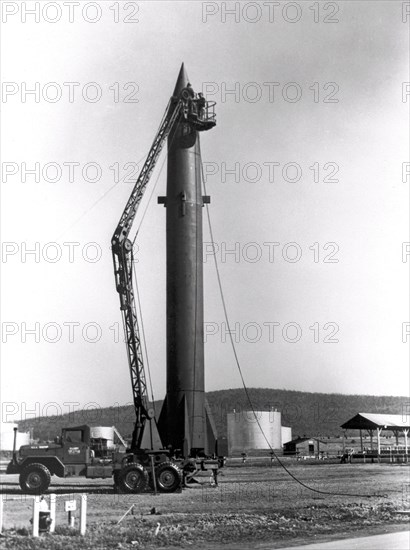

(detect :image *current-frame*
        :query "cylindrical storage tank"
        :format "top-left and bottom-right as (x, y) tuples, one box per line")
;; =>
(281, 426), (292, 446)
(0, 422), (30, 451)
(227, 411), (282, 455)
(90, 426), (115, 449)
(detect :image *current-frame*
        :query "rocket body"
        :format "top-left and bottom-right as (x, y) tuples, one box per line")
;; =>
(158, 65), (216, 457)
(165, 120), (206, 454)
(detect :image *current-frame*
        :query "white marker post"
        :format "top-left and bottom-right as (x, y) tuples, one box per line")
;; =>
(32, 497), (40, 537)
(49, 494), (56, 533)
(80, 494), (87, 535)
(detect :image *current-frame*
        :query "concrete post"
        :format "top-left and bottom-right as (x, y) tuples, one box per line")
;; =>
(49, 494), (56, 533)
(80, 494), (87, 536)
(377, 428), (382, 462)
(32, 497), (40, 537)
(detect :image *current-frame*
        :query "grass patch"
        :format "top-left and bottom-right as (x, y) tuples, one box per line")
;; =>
(1, 501), (408, 549)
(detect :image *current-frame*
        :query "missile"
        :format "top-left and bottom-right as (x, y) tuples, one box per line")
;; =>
(158, 64), (217, 457)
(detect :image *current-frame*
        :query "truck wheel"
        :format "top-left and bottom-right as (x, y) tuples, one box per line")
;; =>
(19, 463), (51, 494)
(118, 463), (148, 493)
(155, 462), (182, 493)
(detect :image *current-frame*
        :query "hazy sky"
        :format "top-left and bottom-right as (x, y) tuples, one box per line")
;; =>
(1, 1), (409, 422)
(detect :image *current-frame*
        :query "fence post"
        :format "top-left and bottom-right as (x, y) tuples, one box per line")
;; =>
(32, 497), (40, 537)
(80, 494), (87, 536)
(49, 494), (56, 533)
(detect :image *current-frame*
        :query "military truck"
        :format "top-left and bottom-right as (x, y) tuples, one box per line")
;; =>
(7, 425), (181, 494)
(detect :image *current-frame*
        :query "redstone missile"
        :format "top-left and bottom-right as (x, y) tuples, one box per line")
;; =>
(158, 64), (217, 457)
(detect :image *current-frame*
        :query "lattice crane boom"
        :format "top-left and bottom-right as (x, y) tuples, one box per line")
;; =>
(111, 97), (183, 449)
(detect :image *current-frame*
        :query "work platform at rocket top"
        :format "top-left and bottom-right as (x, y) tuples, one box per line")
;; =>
(172, 81), (216, 133)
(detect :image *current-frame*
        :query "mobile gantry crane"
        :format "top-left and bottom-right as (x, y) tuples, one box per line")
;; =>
(7, 76), (217, 495)
(110, 82), (217, 493)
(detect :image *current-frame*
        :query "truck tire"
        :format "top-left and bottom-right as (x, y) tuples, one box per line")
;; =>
(117, 463), (148, 493)
(155, 462), (182, 493)
(19, 463), (51, 494)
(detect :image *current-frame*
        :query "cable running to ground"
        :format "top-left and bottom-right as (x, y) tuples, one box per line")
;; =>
(199, 144), (381, 500)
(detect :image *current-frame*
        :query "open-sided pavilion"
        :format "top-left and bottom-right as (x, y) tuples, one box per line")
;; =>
(341, 412), (409, 458)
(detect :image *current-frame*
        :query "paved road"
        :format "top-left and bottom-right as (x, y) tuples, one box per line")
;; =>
(277, 530), (410, 549)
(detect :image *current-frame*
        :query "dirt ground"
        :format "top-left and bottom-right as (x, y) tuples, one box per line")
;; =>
(1, 461), (409, 549)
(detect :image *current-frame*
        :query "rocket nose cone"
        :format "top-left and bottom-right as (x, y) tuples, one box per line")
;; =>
(173, 62), (190, 95)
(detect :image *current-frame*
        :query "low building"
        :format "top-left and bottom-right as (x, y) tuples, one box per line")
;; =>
(283, 437), (328, 457)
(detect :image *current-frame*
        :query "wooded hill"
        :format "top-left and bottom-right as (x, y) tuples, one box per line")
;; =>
(17, 388), (407, 443)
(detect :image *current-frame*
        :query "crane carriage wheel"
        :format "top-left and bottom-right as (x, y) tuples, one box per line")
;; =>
(117, 463), (149, 493)
(154, 462), (182, 493)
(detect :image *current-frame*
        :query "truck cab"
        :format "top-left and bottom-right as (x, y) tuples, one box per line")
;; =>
(7, 425), (116, 494)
